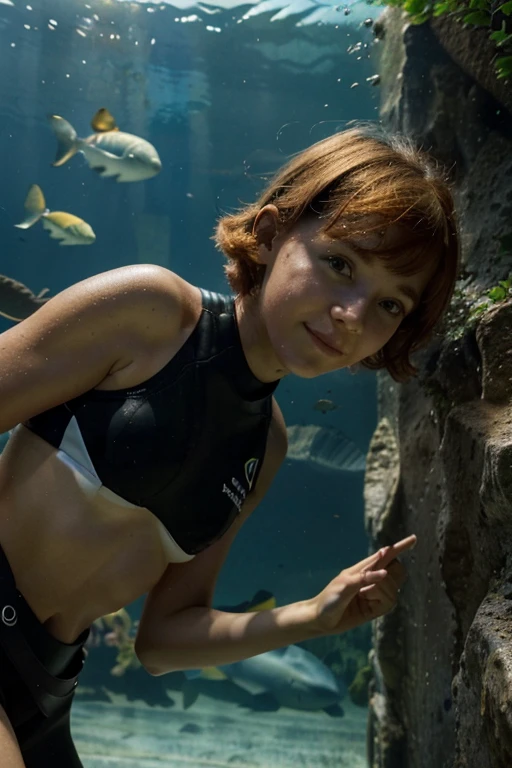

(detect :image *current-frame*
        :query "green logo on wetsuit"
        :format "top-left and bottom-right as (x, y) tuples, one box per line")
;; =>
(244, 458), (259, 490)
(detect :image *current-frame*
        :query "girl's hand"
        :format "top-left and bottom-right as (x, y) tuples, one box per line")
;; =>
(309, 535), (417, 635)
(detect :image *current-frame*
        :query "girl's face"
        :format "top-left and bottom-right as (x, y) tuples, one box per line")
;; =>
(256, 210), (436, 379)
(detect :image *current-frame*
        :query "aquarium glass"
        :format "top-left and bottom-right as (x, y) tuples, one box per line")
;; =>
(0, 0), (381, 765)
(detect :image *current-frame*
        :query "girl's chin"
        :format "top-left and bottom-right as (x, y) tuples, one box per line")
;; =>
(280, 357), (334, 379)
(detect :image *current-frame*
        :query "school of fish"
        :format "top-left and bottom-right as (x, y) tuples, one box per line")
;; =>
(12, 107), (161, 249)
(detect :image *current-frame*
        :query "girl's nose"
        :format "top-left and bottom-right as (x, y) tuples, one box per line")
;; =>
(330, 298), (366, 334)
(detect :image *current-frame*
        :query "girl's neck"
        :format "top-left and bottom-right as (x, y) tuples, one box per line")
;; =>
(234, 292), (288, 384)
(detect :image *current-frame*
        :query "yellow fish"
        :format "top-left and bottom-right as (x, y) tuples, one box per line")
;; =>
(15, 184), (96, 246)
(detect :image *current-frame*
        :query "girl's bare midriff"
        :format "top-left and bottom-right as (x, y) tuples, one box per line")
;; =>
(0, 278), (204, 645)
(0, 425), (176, 645)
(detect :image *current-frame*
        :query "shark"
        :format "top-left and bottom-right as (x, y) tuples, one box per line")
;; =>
(183, 591), (346, 716)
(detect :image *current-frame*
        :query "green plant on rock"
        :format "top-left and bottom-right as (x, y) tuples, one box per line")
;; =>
(448, 234), (512, 322)
(373, 0), (512, 80)
(469, 272), (512, 317)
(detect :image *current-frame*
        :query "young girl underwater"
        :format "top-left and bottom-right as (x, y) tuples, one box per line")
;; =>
(0, 125), (459, 767)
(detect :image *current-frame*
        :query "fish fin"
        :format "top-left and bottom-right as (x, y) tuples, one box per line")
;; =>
(217, 589), (277, 614)
(246, 590), (277, 612)
(14, 213), (44, 230)
(322, 703), (345, 718)
(183, 666), (227, 681)
(91, 107), (119, 133)
(182, 681), (200, 710)
(247, 692), (280, 712)
(48, 115), (79, 166)
(14, 184), (46, 229)
(184, 667), (225, 681)
(183, 669), (202, 680)
(0, 274), (47, 321)
(227, 676), (268, 696)
(286, 424), (366, 473)
(0, 311), (24, 322)
(200, 666), (228, 681)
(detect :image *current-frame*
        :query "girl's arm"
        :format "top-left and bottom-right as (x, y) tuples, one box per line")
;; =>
(135, 396), (412, 675)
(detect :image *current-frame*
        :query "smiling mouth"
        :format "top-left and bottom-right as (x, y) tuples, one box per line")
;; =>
(304, 324), (344, 357)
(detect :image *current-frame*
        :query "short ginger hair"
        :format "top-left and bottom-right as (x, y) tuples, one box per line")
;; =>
(214, 125), (460, 382)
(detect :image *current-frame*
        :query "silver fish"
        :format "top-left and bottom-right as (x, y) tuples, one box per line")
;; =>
(48, 108), (162, 183)
(286, 423), (366, 472)
(313, 398), (338, 414)
(15, 184), (96, 246)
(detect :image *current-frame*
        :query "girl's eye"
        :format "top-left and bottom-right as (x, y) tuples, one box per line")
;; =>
(327, 256), (351, 276)
(325, 255), (404, 317)
(380, 299), (403, 317)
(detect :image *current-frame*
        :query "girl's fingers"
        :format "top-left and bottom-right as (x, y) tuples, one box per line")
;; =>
(360, 569), (388, 585)
(346, 535), (416, 576)
(360, 576), (395, 597)
(342, 568), (387, 594)
(386, 535), (417, 558)
(346, 548), (390, 575)
(360, 564), (403, 598)
(376, 535), (417, 567)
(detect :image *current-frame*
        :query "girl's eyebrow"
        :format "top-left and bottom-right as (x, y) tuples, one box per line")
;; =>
(397, 284), (419, 309)
(322, 236), (375, 261)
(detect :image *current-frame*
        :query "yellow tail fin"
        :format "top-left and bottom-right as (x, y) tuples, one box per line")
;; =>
(14, 184), (47, 229)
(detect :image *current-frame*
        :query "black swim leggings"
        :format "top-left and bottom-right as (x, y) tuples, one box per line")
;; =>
(0, 544), (89, 768)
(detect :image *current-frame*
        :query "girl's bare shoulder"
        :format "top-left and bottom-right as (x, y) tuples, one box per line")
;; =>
(70, 264), (199, 335)
(0, 264), (201, 432)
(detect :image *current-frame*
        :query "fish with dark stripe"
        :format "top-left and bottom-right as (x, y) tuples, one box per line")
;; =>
(0, 275), (50, 321)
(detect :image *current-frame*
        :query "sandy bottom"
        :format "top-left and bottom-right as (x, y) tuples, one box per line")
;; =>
(72, 694), (368, 768)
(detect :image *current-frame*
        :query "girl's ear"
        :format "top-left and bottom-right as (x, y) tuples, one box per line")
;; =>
(252, 204), (280, 261)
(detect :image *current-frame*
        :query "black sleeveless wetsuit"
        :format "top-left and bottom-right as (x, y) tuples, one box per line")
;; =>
(25, 288), (279, 557)
(0, 289), (279, 767)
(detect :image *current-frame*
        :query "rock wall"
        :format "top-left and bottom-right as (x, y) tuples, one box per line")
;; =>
(364, 9), (512, 768)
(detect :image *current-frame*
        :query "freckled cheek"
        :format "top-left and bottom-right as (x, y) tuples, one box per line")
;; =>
(265, 271), (315, 311)
(362, 315), (398, 350)
(277, 245), (313, 280)
(262, 252), (324, 322)
(372, 321), (399, 349)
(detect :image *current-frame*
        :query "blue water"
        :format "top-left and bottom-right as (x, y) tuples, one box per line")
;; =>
(0, 0), (381, 764)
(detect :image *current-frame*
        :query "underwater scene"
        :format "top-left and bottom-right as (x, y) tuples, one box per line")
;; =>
(0, 0), (383, 765)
